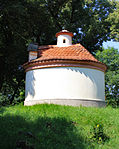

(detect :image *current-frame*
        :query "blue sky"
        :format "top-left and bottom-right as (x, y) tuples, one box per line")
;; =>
(103, 40), (119, 50)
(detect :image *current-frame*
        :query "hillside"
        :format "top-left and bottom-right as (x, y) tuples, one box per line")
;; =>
(0, 104), (119, 149)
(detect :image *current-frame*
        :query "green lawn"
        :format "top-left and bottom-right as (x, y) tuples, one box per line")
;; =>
(0, 104), (119, 149)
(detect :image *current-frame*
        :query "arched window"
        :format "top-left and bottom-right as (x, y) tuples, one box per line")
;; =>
(63, 39), (66, 43)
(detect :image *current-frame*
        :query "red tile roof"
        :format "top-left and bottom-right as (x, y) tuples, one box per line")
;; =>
(34, 44), (99, 62)
(23, 44), (107, 72)
(56, 30), (74, 37)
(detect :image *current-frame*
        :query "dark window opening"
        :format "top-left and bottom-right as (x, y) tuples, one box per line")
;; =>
(63, 39), (66, 43)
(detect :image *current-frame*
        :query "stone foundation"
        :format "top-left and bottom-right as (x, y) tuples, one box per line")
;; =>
(24, 99), (106, 107)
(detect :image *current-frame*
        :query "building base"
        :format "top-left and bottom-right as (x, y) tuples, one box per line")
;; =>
(24, 99), (106, 107)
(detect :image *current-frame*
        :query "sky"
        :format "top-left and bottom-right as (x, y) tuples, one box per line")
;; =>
(103, 40), (119, 51)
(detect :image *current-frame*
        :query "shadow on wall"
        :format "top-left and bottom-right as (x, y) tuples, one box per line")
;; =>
(0, 114), (92, 149)
(67, 67), (96, 83)
(25, 67), (101, 100)
(25, 70), (35, 98)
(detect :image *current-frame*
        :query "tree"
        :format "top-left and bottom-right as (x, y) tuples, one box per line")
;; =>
(96, 47), (119, 107)
(107, 0), (119, 41)
(0, 0), (118, 104)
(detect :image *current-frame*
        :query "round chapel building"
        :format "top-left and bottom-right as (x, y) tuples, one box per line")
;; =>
(23, 30), (107, 107)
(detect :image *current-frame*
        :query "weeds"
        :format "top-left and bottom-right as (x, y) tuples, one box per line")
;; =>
(90, 123), (109, 144)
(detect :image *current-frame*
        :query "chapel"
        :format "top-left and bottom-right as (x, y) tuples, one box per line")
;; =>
(23, 30), (107, 107)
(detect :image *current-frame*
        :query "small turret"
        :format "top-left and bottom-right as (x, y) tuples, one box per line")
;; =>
(56, 30), (73, 47)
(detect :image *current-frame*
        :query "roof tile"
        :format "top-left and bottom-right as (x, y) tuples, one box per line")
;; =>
(33, 43), (99, 63)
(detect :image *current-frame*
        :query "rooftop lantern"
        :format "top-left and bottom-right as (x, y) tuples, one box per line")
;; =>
(56, 30), (74, 47)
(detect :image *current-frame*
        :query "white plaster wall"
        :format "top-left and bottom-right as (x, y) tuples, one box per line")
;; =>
(25, 67), (105, 102)
(57, 35), (72, 47)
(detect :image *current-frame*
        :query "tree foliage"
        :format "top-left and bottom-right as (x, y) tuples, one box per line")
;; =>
(107, 0), (119, 41)
(96, 47), (119, 107)
(0, 0), (118, 104)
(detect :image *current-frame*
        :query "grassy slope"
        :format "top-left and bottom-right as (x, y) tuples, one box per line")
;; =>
(0, 104), (119, 149)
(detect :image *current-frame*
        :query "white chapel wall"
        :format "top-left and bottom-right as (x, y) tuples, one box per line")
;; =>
(25, 67), (105, 104)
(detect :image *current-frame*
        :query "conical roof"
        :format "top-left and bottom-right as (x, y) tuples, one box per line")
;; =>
(23, 43), (107, 72)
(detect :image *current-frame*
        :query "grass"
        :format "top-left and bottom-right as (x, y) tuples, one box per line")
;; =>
(0, 104), (119, 149)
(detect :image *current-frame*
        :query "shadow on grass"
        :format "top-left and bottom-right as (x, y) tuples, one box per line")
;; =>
(0, 114), (92, 149)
